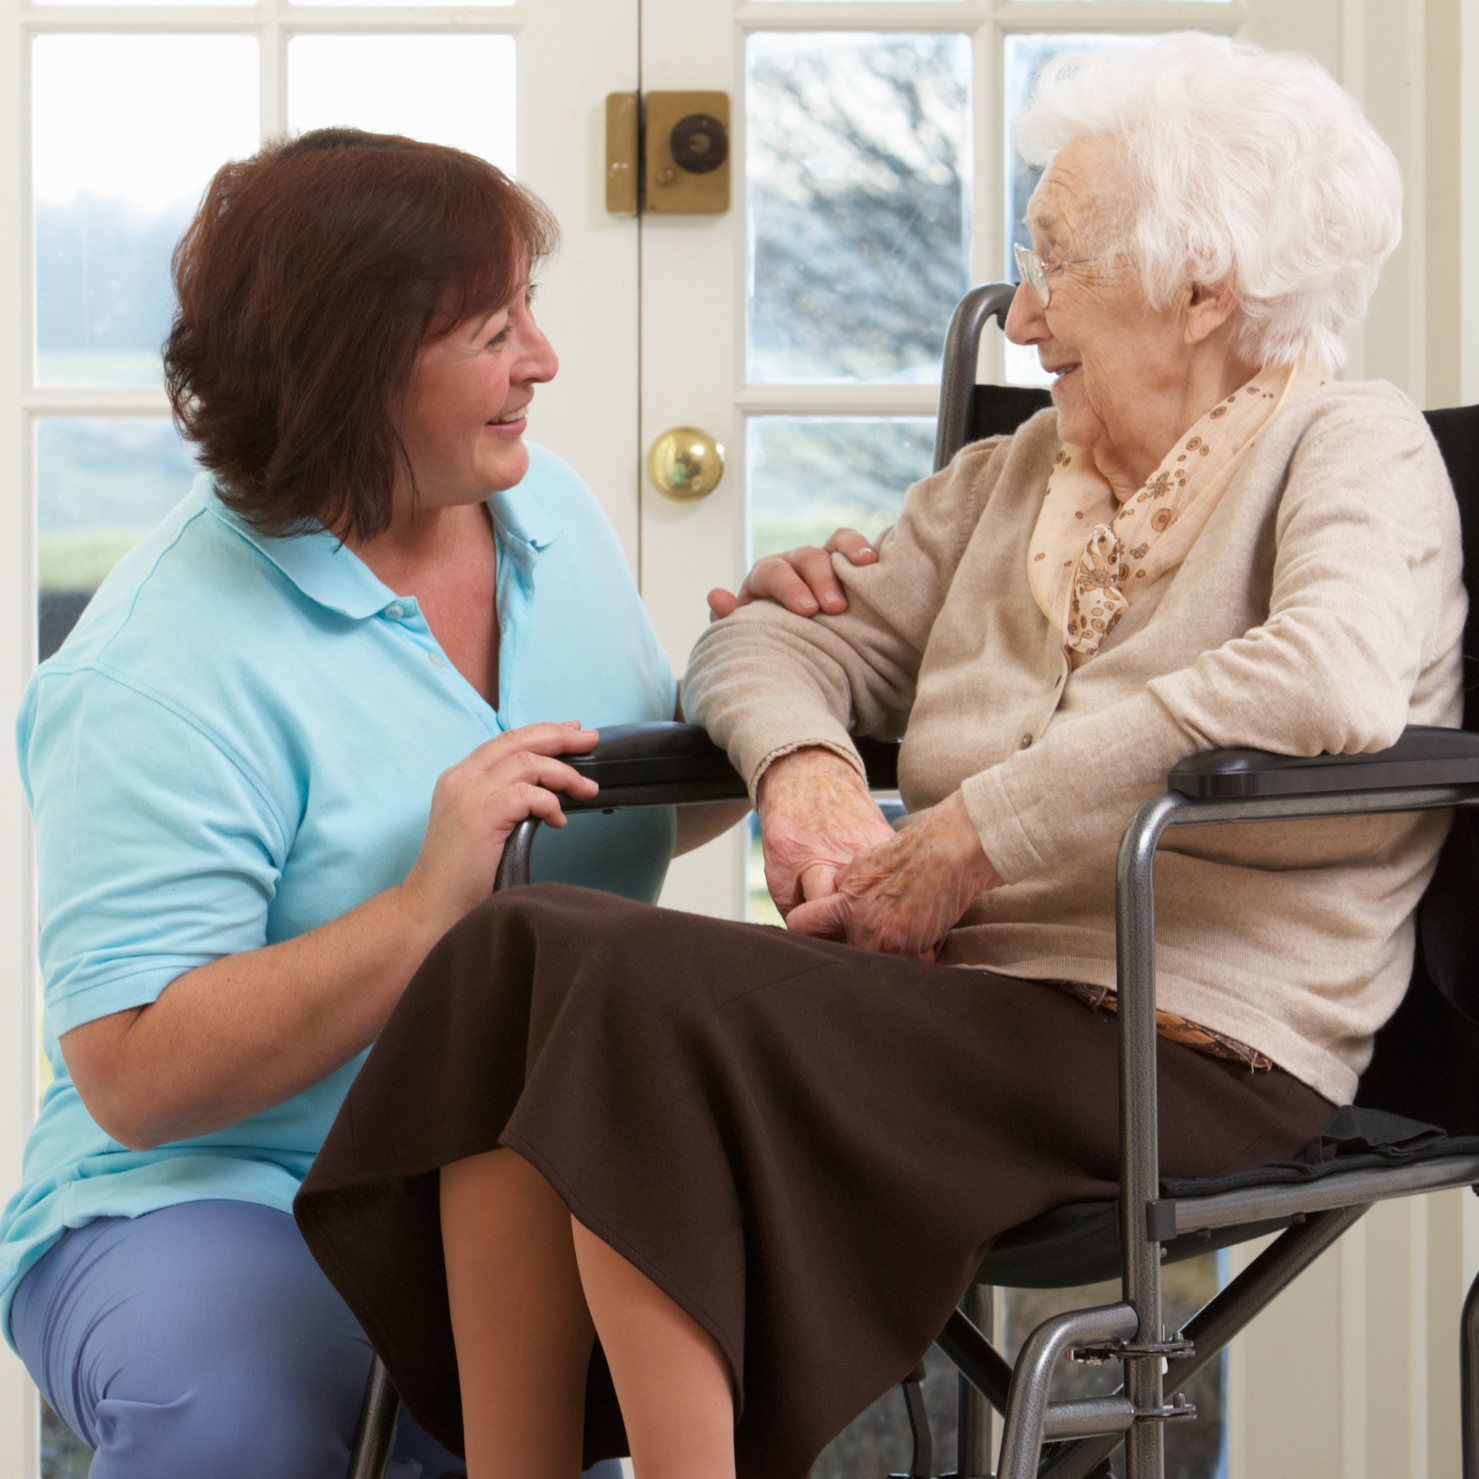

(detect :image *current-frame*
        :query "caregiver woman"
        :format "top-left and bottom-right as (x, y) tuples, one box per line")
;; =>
(0, 129), (826, 1479)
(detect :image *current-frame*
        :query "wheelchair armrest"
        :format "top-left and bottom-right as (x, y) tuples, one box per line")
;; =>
(1168, 726), (1479, 801)
(561, 722), (901, 812)
(563, 722), (748, 811)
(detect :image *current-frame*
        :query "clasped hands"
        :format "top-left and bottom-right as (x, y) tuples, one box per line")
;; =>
(756, 747), (1002, 962)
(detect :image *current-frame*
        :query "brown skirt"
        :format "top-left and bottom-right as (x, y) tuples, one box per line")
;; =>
(294, 883), (1333, 1479)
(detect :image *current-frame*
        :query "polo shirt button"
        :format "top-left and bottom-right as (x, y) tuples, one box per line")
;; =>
(1020, 733), (1033, 749)
(384, 604), (403, 620)
(429, 651), (445, 668)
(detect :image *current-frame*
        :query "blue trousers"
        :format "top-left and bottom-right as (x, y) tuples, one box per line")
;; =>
(11, 1199), (623, 1479)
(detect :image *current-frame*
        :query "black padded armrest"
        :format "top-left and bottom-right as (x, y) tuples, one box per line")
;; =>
(564, 723), (747, 811)
(562, 722), (901, 812)
(1169, 726), (1479, 800)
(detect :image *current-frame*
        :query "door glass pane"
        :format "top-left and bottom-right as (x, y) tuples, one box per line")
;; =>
(748, 416), (934, 560)
(33, 36), (259, 387)
(38, 418), (201, 661)
(289, 36), (516, 172)
(747, 416), (930, 928)
(747, 33), (971, 385)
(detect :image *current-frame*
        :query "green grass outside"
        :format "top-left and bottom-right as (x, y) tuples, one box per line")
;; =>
(750, 510), (896, 564)
(39, 529), (150, 593)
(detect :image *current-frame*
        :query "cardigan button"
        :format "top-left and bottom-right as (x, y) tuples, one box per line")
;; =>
(1020, 734), (1033, 749)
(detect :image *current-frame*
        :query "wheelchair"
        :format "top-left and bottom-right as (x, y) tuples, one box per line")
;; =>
(347, 284), (1479, 1479)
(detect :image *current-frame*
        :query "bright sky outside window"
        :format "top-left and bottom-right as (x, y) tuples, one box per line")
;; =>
(289, 36), (516, 173)
(33, 35), (258, 386)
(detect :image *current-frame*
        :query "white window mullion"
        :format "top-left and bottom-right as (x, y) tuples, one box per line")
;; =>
(1, 0), (37, 1469)
(263, 0), (283, 142)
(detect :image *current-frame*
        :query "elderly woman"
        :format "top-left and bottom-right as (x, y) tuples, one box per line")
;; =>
(0, 128), (852, 1479)
(294, 34), (1464, 1479)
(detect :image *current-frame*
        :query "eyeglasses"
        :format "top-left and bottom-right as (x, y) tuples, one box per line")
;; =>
(1013, 241), (1100, 310)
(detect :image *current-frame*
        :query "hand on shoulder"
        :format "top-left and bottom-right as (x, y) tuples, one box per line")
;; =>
(707, 529), (876, 621)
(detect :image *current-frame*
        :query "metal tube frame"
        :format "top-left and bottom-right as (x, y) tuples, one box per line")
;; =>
(346, 820), (543, 1479)
(955, 1283), (996, 1477)
(1084, 781), (1474, 1479)
(996, 1304), (1138, 1479)
(336, 283), (1479, 1479)
(939, 1306), (1014, 1418)
(932, 283), (1017, 474)
(346, 1354), (400, 1479)
(1038, 1202), (1371, 1479)
(931, 283), (1479, 1478)
(895, 1362), (934, 1479)
(493, 816), (542, 892)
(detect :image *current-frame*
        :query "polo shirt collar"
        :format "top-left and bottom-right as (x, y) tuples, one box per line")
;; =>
(490, 478), (563, 571)
(200, 475), (397, 621)
(198, 467), (564, 615)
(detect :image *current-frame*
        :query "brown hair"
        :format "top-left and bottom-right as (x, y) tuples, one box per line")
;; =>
(164, 128), (559, 542)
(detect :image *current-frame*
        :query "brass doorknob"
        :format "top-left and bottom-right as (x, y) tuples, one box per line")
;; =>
(648, 427), (725, 500)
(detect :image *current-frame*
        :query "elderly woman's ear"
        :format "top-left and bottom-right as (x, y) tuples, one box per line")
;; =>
(1181, 277), (1241, 345)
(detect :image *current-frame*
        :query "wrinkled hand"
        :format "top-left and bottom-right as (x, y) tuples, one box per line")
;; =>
(785, 791), (1001, 960)
(756, 747), (897, 916)
(402, 720), (600, 933)
(707, 528), (876, 620)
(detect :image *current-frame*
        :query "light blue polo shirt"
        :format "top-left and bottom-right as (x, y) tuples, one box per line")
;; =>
(1, 445), (678, 1345)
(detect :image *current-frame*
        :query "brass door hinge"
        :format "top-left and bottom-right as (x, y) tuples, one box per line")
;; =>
(606, 90), (730, 216)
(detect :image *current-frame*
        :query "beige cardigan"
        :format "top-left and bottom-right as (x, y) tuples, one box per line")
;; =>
(684, 382), (1466, 1105)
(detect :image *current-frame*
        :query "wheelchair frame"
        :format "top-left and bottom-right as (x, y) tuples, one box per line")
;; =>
(346, 286), (1479, 1479)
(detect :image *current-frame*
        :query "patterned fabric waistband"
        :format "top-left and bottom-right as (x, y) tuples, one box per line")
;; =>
(1045, 979), (1274, 1072)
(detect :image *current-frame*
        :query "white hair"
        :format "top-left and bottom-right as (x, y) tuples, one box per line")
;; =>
(1014, 32), (1403, 371)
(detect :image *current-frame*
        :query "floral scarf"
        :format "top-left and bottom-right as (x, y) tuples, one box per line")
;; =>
(1027, 361), (1327, 658)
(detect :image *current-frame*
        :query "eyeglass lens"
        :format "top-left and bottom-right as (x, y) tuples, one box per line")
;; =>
(1014, 242), (1049, 308)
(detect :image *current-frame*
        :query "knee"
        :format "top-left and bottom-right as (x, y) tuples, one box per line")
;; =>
(91, 1357), (366, 1479)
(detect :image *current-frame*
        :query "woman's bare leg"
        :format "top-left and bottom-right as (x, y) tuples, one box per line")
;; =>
(571, 1218), (736, 1479)
(441, 1148), (595, 1479)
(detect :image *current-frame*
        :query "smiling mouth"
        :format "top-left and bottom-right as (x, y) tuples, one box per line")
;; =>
(1046, 363), (1080, 383)
(488, 408), (528, 425)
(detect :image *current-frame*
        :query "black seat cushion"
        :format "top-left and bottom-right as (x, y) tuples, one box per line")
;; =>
(978, 1107), (1479, 1289)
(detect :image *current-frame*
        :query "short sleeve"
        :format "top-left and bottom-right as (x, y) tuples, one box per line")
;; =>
(20, 666), (292, 1036)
